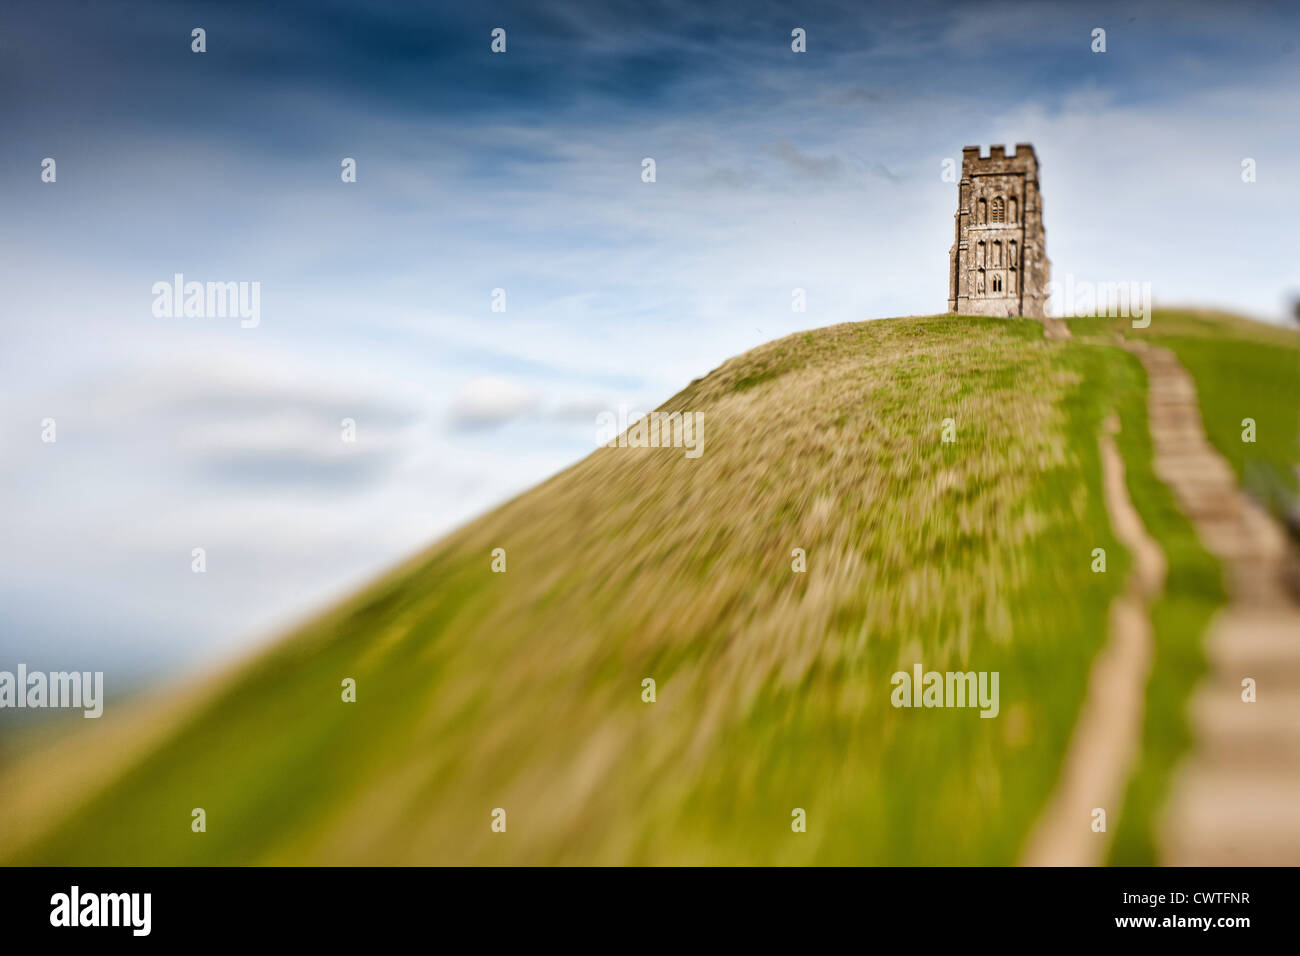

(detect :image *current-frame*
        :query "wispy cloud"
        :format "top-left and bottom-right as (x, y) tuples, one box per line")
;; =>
(766, 141), (847, 182)
(449, 377), (539, 429)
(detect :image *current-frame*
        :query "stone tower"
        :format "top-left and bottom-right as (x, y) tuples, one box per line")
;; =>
(947, 144), (1049, 318)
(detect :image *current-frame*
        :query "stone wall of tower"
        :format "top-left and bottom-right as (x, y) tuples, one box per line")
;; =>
(947, 143), (1050, 318)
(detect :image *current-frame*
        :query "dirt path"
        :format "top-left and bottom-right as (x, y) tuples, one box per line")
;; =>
(1035, 315), (1073, 341)
(1021, 415), (1166, 865)
(1123, 340), (1300, 865)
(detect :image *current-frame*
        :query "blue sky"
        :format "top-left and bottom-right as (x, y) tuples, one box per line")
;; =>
(2, 0), (1298, 683)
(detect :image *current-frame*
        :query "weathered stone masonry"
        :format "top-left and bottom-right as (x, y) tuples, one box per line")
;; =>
(948, 144), (1050, 318)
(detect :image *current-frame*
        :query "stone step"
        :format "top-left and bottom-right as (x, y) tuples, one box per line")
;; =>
(1190, 693), (1300, 766)
(1161, 766), (1300, 865)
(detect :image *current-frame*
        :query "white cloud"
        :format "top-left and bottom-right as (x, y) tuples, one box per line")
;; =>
(448, 376), (539, 429)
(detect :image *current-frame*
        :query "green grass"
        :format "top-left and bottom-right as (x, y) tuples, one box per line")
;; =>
(7, 310), (1287, 865)
(3, 314), (1135, 865)
(1160, 335), (1299, 509)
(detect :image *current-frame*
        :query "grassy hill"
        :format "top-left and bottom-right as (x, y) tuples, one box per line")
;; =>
(2, 311), (1296, 865)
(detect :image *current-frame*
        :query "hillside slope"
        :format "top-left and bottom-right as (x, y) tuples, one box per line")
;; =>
(3, 311), (1290, 865)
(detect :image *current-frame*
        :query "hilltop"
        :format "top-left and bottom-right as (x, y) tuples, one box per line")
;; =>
(2, 311), (1296, 865)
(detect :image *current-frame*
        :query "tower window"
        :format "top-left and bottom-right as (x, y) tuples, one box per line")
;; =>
(992, 274), (1003, 293)
(991, 197), (1005, 223)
